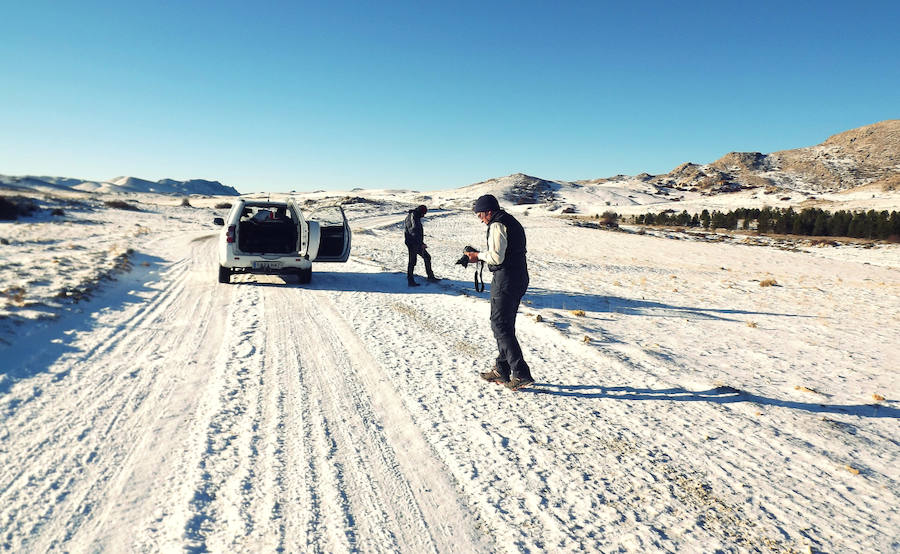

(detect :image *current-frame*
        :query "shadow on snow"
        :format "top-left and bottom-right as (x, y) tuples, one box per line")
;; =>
(239, 270), (810, 322)
(526, 384), (899, 419)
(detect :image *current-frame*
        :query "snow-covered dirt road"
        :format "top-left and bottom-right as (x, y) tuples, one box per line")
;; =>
(1, 233), (485, 552)
(2, 201), (898, 552)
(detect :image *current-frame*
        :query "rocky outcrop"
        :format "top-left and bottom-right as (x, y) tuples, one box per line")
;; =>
(770, 120), (900, 191)
(639, 120), (899, 195)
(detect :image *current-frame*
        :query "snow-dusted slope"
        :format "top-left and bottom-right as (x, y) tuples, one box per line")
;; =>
(636, 119), (900, 196)
(0, 174), (239, 196)
(1, 192), (897, 551)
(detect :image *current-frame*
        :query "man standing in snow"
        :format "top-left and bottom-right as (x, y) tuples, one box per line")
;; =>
(466, 194), (535, 390)
(404, 204), (439, 287)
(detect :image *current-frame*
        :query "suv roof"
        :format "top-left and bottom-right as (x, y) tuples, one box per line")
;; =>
(239, 200), (289, 208)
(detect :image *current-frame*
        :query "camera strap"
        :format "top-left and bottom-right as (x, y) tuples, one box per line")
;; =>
(473, 261), (485, 292)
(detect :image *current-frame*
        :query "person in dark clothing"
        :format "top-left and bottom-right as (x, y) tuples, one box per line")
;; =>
(404, 204), (439, 287)
(465, 194), (534, 390)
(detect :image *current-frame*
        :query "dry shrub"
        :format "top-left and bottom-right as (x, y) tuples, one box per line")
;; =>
(873, 393), (886, 402)
(747, 321), (758, 328)
(180, 197), (193, 207)
(1, 286), (27, 305)
(571, 309), (586, 317)
(0, 196), (38, 220)
(215, 202), (233, 210)
(759, 278), (777, 287)
(534, 314), (543, 322)
(104, 200), (141, 211)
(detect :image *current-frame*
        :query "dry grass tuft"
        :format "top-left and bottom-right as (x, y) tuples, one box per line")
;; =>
(873, 393), (886, 402)
(571, 310), (586, 317)
(759, 278), (778, 287)
(534, 314), (543, 322)
(746, 321), (758, 328)
(104, 200), (141, 211)
(845, 465), (860, 475)
(1, 286), (27, 305)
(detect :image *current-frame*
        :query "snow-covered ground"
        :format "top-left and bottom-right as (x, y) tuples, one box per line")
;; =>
(1, 185), (898, 552)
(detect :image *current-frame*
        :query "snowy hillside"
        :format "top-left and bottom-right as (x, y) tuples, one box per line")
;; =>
(0, 185), (897, 552)
(628, 119), (900, 197)
(0, 174), (239, 196)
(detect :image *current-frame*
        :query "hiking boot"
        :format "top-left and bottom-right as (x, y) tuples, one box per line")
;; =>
(505, 376), (535, 391)
(426, 276), (441, 282)
(480, 368), (509, 383)
(408, 280), (420, 287)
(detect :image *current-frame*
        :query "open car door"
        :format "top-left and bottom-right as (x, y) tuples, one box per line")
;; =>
(287, 198), (308, 256)
(308, 205), (351, 262)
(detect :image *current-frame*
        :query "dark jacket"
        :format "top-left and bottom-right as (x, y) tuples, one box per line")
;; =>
(404, 210), (424, 248)
(486, 210), (528, 293)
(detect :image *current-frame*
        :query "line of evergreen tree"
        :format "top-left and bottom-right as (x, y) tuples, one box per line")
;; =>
(632, 207), (900, 240)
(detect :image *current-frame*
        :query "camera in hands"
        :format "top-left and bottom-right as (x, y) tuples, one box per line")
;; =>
(455, 246), (479, 268)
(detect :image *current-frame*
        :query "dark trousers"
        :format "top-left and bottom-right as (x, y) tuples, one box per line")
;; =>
(406, 244), (434, 281)
(490, 284), (531, 380)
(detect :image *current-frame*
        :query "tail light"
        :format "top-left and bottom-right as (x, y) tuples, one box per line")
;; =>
(226, 225), (236, 243)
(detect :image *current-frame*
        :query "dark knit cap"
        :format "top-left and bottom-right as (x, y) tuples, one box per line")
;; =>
(472, 194), (500, 213)
(416, 204), (427, 215)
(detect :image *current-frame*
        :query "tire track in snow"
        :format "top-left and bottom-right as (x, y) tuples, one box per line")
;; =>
(270, 284), (482, 552)
(181, 284), (268, 552)
(174, 275), (484, 552)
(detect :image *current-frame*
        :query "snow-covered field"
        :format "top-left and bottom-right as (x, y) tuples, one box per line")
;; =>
(1, 185), (898, 552)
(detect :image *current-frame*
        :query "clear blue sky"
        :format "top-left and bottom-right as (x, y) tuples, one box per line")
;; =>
(2, 0), (898, 193)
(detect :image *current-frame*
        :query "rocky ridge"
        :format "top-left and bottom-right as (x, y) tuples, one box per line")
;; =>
(637, 120), (900, 195)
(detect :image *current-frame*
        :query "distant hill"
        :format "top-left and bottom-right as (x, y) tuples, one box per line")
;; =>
(0, 174), (240, 196)
(632, 119), (900, 195)
(459, 173), (560, 205)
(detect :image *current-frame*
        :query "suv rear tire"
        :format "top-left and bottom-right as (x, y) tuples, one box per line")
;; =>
(218, 265), (231, 284)
(299, 267), (312, 284)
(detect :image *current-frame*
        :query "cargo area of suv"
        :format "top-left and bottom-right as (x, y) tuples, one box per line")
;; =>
(236, 207), (299, 254)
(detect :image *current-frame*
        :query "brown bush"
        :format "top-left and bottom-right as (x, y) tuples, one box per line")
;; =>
(0, 196), (38, 220)
(104, 200), (141, 211)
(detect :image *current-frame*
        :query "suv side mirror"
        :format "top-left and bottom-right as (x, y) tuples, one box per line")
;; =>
(213, 217), (225, 226)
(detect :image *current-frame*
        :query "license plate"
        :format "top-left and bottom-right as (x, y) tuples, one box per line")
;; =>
(252, 261), (282, 270)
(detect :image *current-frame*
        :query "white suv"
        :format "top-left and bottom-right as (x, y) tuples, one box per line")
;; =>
(213, 198), (351, 284)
